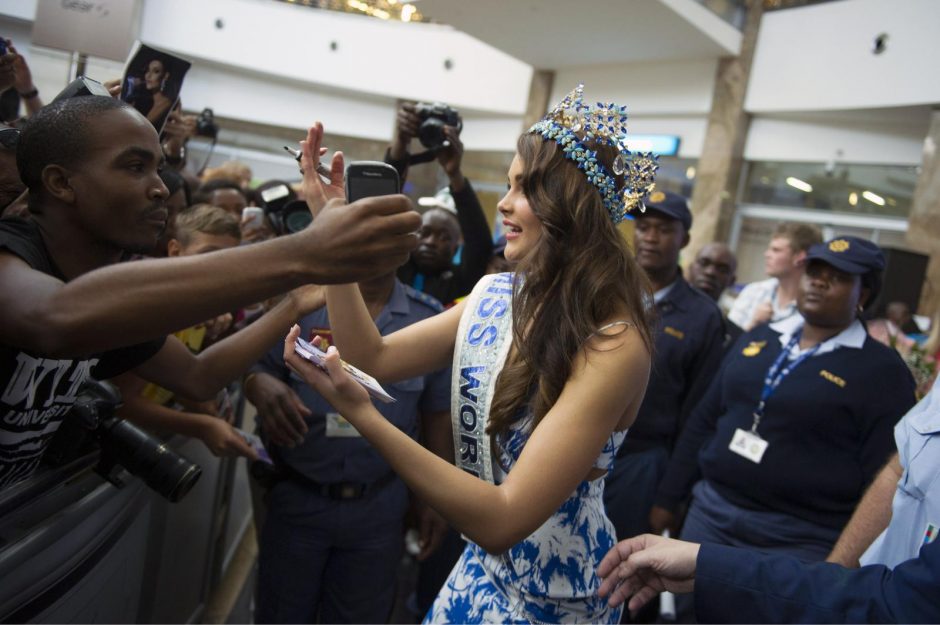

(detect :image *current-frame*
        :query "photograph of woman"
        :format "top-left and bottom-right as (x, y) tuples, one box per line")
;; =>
(281, 85), (659, 623)
(121, 44), (190, 132)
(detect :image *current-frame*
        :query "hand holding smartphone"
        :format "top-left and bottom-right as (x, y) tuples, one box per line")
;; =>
(344, 161), (400, 203)
(242, 206), (265, 230)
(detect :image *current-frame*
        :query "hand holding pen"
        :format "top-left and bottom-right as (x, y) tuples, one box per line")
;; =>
(293, 121), (347, 216)
(284, 145), (332, 181)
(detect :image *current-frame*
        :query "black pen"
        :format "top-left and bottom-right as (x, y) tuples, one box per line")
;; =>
(284, 145), (332, 179)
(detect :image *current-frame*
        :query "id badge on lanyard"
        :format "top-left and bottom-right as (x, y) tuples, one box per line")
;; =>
(729, 330), (820, 464)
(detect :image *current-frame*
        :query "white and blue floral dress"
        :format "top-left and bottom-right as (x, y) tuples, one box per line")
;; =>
(424, 414), (627, 624)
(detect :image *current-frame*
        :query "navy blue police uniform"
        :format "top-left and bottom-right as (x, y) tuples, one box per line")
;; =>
(252, 280), (450, 624)
(604, 192), (726, 543)
(657, 236), (917, 555)
(656, 236), (918, 621)
(694, 538), (940, 623)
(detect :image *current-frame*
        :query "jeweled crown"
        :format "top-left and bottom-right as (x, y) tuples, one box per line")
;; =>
(528, 84), (658, 224)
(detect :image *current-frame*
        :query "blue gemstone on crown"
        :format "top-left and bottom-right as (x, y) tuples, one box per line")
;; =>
(527, 83), (659, 224)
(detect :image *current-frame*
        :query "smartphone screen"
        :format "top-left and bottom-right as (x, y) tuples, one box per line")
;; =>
(345, 162), (400, 204)
(347, 177), (398, 203)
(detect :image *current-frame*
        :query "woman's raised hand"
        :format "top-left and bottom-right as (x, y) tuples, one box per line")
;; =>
(300, 121), (345, 216)
(282, 325), (372, 416)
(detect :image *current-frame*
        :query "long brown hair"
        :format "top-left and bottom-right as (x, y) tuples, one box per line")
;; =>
(486, 132), (654, 448)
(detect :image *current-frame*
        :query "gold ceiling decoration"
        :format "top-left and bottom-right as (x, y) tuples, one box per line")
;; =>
(277, 0), (426, 22)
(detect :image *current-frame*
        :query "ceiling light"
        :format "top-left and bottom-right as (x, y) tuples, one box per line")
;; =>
(786, 176), (812, 193)
(848, 192), (858, 206)
(862, 190), (885, 206)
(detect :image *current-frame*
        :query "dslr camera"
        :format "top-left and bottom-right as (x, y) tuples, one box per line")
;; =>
(44, 380), (202, 502)
(196, 107), (219, 139)
(254, 182), (312, 235)
(414, 102), (462, 150)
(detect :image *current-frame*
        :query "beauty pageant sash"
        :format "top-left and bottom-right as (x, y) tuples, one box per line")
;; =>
(451, 273), (514, 484)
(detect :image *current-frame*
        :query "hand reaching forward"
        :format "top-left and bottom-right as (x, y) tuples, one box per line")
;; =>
(597, 534), (700, 614)
(301, 192), (420, 284)
(245, 372), (311, 448)
(198, 417), (259, 461)
(300, 121), (345, 216)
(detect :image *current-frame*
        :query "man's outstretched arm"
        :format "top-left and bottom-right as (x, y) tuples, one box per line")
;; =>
(0, 195), (418, 357)
(598, 534), (940, 624)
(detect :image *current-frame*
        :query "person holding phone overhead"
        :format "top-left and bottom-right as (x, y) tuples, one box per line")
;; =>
(284, 85), (657, 623)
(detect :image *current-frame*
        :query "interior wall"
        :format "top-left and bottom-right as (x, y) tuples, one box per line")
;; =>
(745, 114), (928, 165)
(552, 59), (716, 159)
(746, 0), (940, 113)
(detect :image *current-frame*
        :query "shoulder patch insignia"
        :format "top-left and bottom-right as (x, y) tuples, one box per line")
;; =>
(742, 340), (766, 357)
(409, 289), (444, 313)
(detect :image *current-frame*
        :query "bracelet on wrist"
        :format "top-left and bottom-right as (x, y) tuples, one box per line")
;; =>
(18, 88), (39, 100)
(163, 143), (186, 164)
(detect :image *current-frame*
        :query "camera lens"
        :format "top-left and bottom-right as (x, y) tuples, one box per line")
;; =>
(418, 117), (447, 149)
(284, 207), (313, 233)
(100, 419), (202, 502)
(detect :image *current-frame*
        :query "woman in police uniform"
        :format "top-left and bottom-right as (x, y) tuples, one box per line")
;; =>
(652, 236), (917, 580)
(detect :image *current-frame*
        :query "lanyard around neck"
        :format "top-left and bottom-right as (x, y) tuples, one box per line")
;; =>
(750, 329), (821, 434)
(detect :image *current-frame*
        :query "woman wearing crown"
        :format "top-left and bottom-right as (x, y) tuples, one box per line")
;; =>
(284, 86), (656, 623)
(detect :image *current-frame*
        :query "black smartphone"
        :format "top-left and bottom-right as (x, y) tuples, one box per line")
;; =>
(344, 161), (400, 203)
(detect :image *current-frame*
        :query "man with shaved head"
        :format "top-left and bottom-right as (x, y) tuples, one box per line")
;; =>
(0, 96), (420, 487)
(688, 242), (743, 349)
(688, 242), (737, 302)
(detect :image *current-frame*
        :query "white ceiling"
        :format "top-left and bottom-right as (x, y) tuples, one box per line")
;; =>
(413, 0), (742, 69)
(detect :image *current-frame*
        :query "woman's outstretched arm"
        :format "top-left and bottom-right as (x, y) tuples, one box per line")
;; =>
(324, 284), (464, 383)
(298, 121), (464, 383)
(283, 321), (650, 554)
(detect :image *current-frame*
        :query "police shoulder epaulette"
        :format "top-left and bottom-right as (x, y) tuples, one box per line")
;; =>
(405, 286), (444, 313)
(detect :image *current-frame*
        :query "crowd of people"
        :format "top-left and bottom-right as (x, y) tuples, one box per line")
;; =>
(1, 38), (939, 625)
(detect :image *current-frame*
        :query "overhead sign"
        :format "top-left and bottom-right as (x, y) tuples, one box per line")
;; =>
(626, 135), (681, 157)
(32, 0), (141, 62)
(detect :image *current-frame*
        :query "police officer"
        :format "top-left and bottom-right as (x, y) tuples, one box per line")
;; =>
(687, 242), (743, 349)
(603, 372), (939, 622)
(245, 269), (451, 624)
(604, 191), (726, 548)
(651, 236), (917, 620)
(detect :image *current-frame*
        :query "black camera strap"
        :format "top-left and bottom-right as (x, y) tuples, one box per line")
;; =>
(407, 148), (442, 166)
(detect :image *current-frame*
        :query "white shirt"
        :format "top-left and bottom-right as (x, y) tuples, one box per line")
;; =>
(860, 377), (940, 568)
(652, 280), (678, 305)
(728, 277), (800, 329)
(770, 315), (867, 359)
